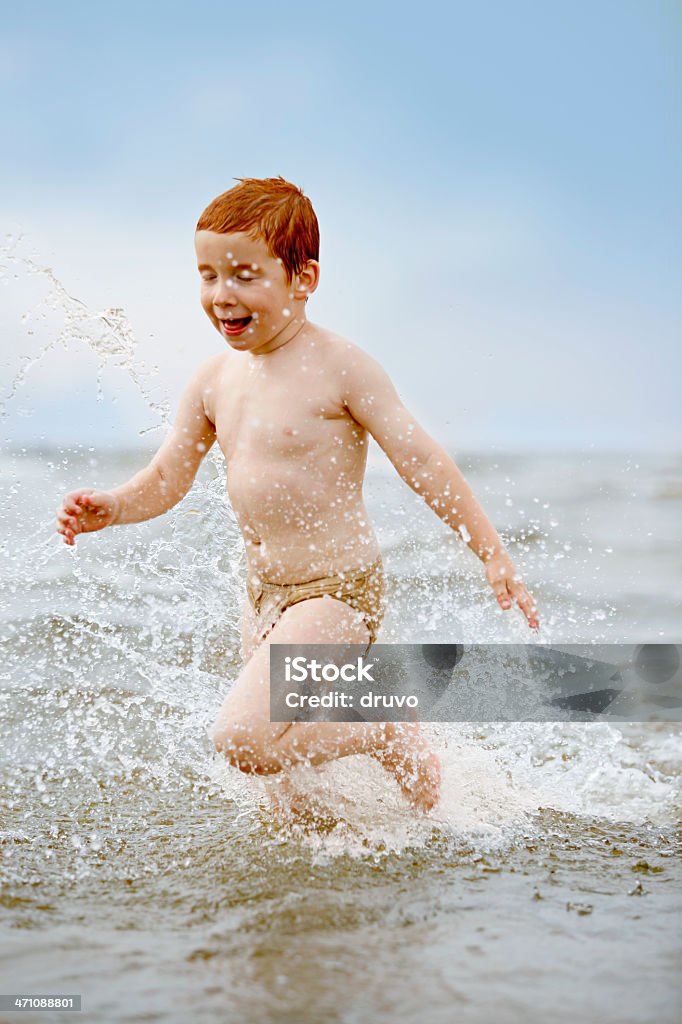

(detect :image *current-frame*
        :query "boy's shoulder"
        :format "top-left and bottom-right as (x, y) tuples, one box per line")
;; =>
(305, 326), (395, 414)
(182, 351), (231, 424)
(308, 323), (379, 374)
(188, 350), (231, 390)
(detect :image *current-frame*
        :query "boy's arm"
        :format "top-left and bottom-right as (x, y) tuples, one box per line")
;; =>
(341, 347), (539, 630)
(57, 357), (219, 542)
(110, 357), (219, 524)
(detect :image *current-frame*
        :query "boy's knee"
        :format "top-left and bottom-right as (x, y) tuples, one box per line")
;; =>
(211, 720), (280, 776)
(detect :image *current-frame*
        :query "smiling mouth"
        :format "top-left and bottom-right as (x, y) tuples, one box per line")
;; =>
(220, 316), (253, 335)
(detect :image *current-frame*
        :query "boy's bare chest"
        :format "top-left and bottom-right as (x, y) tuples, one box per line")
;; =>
(211, 366), (356, 464)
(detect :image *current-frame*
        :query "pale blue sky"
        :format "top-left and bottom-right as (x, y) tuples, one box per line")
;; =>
(1, 0), (680, 450)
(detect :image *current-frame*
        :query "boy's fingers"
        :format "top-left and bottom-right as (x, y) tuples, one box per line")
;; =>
(513, 587), (534, 615)
(513, 587), (540, 629)
(57, 511), (76, 529)
(488, 567), (540, 624)
(496, 578), (540, 626)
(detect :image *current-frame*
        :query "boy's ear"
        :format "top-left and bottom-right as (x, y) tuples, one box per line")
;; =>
(295, 259), (320, 299)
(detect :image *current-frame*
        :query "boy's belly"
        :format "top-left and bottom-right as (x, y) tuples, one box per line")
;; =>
(226, 464), (379, 583)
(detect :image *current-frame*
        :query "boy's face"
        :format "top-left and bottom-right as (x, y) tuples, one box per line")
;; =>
(195, 230), (315, 355)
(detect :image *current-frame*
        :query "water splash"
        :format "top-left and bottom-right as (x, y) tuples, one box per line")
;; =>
(1, 242), (680, 872)
(0, 233), (168, 428)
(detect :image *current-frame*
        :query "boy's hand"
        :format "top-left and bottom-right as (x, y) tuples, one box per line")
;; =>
(56, 489), (120, 546)
(485, 554), (540, 631)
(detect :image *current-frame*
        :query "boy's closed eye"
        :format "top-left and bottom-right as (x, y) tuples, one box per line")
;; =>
(198, 271), (257, 282)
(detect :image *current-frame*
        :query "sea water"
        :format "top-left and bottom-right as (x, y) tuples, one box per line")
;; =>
(1, 243), (680, 1023)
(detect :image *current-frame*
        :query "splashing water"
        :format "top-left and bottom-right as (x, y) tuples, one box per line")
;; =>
(1, 241), (680, 1023)
(1, 234), (168, 427)
(2, 237), (680, 847)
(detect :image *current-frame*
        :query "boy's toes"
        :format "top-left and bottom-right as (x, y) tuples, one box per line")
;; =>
(388, 750), (441, 812)
(407, 752), (441, 812)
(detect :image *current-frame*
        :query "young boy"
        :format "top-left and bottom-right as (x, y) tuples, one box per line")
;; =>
(56, 176), (539, 812)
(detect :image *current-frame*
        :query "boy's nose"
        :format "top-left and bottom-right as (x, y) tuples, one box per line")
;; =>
(213, 279), (237, 306)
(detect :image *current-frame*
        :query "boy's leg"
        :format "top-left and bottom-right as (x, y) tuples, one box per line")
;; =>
(213, 596), (440, 810)
(215, 595), (389, 766)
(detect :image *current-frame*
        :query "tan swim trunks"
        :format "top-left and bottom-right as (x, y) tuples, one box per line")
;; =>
(246, 556), (385, 647)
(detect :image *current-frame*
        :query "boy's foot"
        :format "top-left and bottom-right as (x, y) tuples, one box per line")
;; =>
(371, 725), (441, 812)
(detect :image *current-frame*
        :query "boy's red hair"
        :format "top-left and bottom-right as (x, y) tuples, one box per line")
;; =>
(196, 176), (319, 284)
